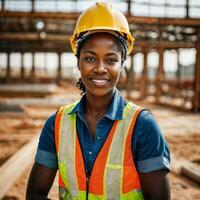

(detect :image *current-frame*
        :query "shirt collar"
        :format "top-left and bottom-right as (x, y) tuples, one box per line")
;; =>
(69, 88), (127, 120)
(68, 94), (86, 115)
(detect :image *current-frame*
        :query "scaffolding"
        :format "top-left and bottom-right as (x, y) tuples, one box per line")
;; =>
(0, 0), (200, 111)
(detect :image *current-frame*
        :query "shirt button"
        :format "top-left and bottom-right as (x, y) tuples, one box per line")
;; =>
(89, 151), (92, 155)
(98, 124), (103, 128)
(97, 136), (101, 140)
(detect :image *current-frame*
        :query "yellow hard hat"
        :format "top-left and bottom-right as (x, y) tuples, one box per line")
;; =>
(70, 2), (134, 55)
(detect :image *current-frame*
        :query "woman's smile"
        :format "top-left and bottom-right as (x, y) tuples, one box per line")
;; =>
(89, 77), (110, 86)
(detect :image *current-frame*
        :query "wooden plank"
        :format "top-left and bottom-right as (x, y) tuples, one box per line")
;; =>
(135, 40), (195, 49)
(0, 37), (195, 54)
(0, 96), (74, 108)
(181, 164), (200, 184)
(0, 84), (58, 95)
(0, 33), (70, 41)
(171, 154), (200, 184)
(0, 33), (195, 48)
(1, 11), (200, 26)
(0, 136), (39, 199)
(0, 11), (80, 20)
(0, 104), (24, 112)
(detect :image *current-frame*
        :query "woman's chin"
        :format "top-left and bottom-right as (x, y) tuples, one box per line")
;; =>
(86, 88), (115, 98)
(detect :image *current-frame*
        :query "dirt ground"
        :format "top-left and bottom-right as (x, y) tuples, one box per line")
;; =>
(0, 85), (200, 200)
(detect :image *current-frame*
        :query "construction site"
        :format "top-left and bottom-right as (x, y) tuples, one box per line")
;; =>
(0, 0), (200, 199)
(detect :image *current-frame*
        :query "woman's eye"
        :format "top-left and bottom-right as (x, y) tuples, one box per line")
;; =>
(85, 57), (96, 63)
(107, 58), (118, 64)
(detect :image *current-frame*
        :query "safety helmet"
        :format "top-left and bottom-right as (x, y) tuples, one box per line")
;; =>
(70, 2), (134, 55)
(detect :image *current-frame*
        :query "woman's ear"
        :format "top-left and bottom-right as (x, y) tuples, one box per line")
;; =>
(121, 59), (127, 69)
(77, 59), (80, 70)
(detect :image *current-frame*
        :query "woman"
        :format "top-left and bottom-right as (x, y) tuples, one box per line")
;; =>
(26, 2), (170, 200)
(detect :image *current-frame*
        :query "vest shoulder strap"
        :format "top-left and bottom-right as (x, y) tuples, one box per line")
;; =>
(123, 101), (143, 118)
(55, 100), (79, 152)
(63, 100), (79, 114)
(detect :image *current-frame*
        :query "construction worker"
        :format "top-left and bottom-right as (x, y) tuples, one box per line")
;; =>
(26, 2), (170, 200)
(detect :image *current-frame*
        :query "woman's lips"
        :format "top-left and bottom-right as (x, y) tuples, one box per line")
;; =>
(89, 78), (110, 86)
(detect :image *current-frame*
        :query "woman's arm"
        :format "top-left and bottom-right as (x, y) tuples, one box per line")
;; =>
(139, 169), (170, 200)
(132, 110), (171, 199)
(26, 162), (57, 200)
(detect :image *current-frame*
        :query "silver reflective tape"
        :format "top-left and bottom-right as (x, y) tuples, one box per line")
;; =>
(107, 103), (136, 165)
(106, 165), (121, 200)
(108, 119), (128, 165)
(106, 102), (138, 199)
(59, 110), (79, 197)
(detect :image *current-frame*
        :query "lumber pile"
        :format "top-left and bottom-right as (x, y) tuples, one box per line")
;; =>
(171, 154), (200, 184)
(0, 136), (39, 199)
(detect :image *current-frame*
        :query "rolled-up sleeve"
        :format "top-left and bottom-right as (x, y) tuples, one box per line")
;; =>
(35, 149), (58, 169)
(35, 112), (58, 169)
(132, 110), (170, 173)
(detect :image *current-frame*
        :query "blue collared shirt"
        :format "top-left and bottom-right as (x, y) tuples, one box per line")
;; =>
(36, 89), (170, 173)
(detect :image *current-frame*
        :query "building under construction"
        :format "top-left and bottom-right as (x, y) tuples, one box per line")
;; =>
(0, 0), (200, 111)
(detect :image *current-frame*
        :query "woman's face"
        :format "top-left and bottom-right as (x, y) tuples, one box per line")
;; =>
(78, 33), (122, 97)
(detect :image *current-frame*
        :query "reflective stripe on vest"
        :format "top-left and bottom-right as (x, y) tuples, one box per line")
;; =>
(55, 101), (144, 200)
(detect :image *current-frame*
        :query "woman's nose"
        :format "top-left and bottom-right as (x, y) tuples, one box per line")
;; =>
(95, 61), (107, 73)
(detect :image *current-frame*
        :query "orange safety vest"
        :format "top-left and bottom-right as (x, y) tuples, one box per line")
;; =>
(55, 101), (144, 200)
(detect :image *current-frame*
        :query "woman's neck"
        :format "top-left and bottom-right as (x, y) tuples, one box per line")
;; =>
(85, 90), (114, 119)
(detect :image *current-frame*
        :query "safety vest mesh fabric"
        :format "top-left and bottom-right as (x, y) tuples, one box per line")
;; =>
(55, 101), (144, 200)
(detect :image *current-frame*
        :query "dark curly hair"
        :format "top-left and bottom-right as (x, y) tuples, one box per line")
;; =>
(76, 78), (86, 95)
(75, 32), (127, 95)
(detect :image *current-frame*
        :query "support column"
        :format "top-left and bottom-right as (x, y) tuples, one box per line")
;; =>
(44, 53), (48, 73)
(193, 33), (200, 111)
(126, 0), (132, 16)
(176, 49), (181, 90)
(31, 0), (35, 12)
(126, 53), (134, 99)
(57, 52), (62, 84)
(20, 52), (25, 79)
(140, 49), (148, 99)
(186, 0), (189, 18)
(31, 52), (35, 82)
(156, 47), (164, 102)
(1, 0), (5, 11)
(6, 52), (10, 83)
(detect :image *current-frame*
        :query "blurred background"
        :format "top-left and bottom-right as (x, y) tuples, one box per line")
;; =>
(0, 0), (200, 200)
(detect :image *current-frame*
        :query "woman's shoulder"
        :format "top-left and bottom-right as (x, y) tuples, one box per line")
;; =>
(129, 105), (163, 142)
(46, 112), (57, 123)
(127, 101), (153, 124)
